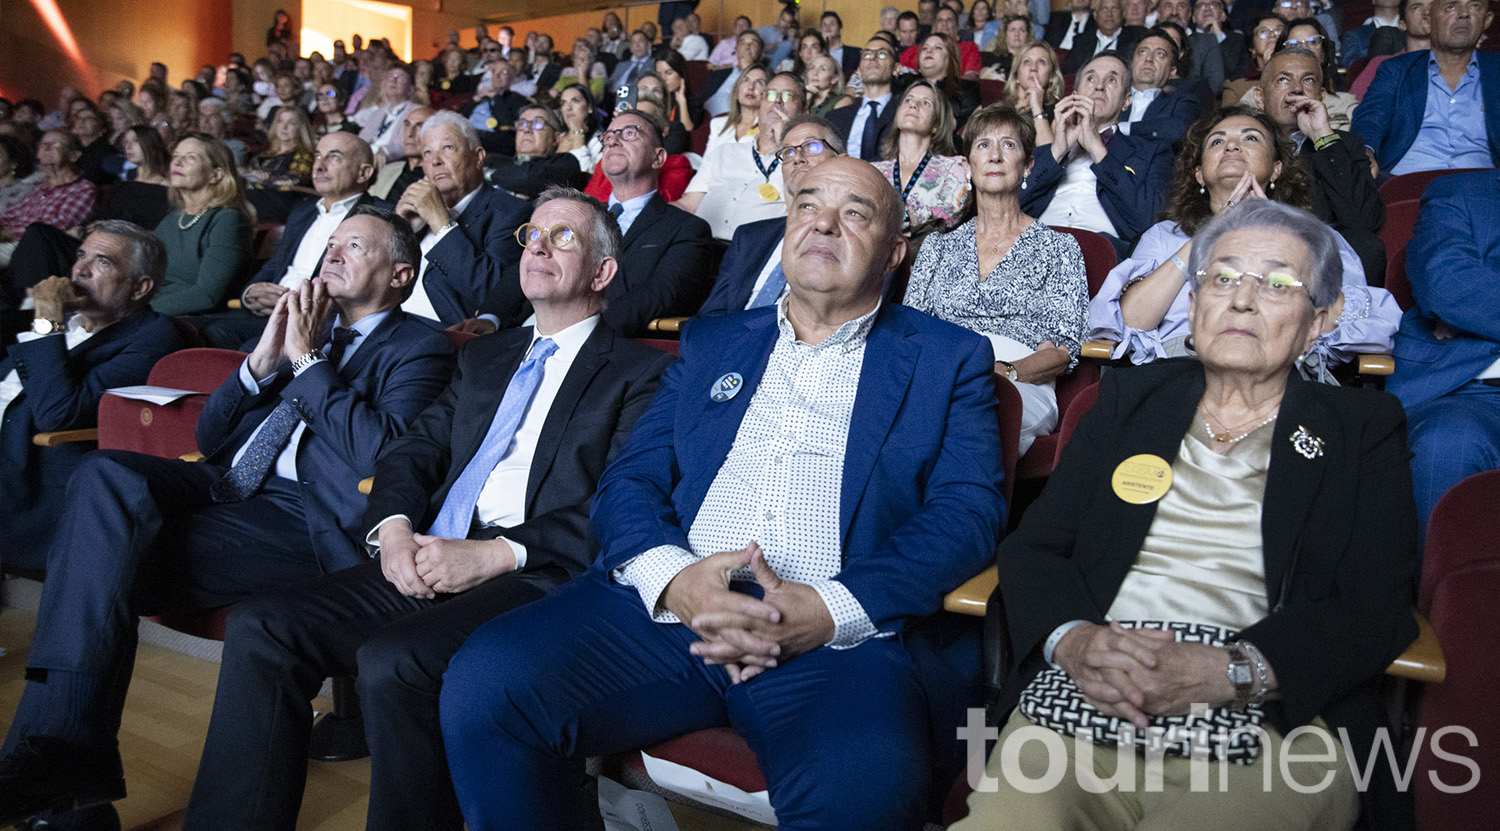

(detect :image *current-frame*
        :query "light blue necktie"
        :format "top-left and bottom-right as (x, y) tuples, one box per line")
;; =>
(426, 338), (559, 538)
(749, 263), (785, 309)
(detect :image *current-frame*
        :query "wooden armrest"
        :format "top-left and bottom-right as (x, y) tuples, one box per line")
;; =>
(32, 428), (99, 447)
(1357, 353), (1394, 376)
(1387, 610), (1444, 683)
(647, 317), (688, 333)
(1080, 340), (1117, 361)
(227, 298), (243, 310)
(358, 477), (374, 495)
(944, 565), (997, 617)
(179, 452), (205, 462)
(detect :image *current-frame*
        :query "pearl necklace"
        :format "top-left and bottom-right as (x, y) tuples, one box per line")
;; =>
(178, 209), (206, 230)
(1202, 412), (1277, 444)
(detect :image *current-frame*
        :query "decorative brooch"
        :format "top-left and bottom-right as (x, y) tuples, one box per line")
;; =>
(1289, 425), (1325, 460)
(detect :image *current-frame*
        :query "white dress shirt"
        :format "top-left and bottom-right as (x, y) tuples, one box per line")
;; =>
(276, 193), (363, 289)
(608, 189), (657, 237)
(230, 310), (389, 483)
(360, 100), (415, 162)
(1038, 130), (1120, 238)
(616, 300), (885, 649)
(1122, 85), (1163, 129)
(0, 316), (97, 424)
(403, 186), (482, 321)
(1059, 12), (1091, 50)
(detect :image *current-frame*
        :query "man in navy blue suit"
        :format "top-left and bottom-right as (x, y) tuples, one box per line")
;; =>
(0, 221), (182, 569)
(1118, 30), (1204, 145)
(438, 157), (1005, 831)
(1352, 0), (1500, 176)
(0, 206), (455, 829)
(698, 115), (845, 317)
(1389, 170), (1500, 543)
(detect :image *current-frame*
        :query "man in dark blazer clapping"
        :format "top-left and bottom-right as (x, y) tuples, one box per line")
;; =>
(182, 188), (673, 831)
(0, 221), (182, 570)
(0, 206), (455, 830)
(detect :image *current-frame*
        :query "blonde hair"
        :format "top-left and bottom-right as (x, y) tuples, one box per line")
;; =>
(168, 135), (256, 221)
(1003, 41), (1064, 116)
(265, 106), (315, 157)
(720, 65), (769, 135)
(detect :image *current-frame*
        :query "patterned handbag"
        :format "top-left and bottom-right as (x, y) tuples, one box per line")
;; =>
(1017, 620), (1267, 764)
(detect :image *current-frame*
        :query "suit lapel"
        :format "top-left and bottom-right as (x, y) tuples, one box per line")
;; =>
(838, 308), (919, 541)
(1259, 373), (1332, 605)
(336, 310), (402, 382)
(619, 193), (664, 254)
(525, 325), (609, 509)
(681, 314), (779, 511)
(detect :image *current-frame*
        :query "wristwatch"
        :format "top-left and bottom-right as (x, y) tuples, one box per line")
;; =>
(999, 361), (1019, 383)
(291, 349), (326, 374)
(1225, 642), (1255, 712)
(31, 317), (64, 335)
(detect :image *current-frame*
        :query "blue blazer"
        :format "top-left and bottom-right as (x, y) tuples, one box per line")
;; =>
(196, 310), (455, 572)
(1022, 129), (1174, 246)
(1388, 170), (1500, 410)
(241, 194), (389, 299)
(421, 185), (530, 325)
(589, 304), (1006, 634)
(0, 310), (183, 568)
(1351, 50), (1500, 174)
(697, 216), (783, 317)
(1128, 84), (1203, 146)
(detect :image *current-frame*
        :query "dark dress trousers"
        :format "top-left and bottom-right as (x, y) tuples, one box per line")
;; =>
(418, 185), (530, 326)
(182, 325), (672, 831)
(0, 309), (182, 568)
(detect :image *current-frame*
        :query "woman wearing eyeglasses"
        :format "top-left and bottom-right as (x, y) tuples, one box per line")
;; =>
(954, 197), (1417, 831)
(1221, 14), (1285, 105)
(312, 84), (357, 137)
(872, 80), (972, 234)
(1089, 107), (1398, 378)
(1269, 18), (1357, 129)
(903, 103), (1087, 455)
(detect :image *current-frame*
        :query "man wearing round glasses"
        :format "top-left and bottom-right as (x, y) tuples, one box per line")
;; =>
(483, 106), (590, 199)
(700, 114), (847, 315)
(678, 72), (808, 241)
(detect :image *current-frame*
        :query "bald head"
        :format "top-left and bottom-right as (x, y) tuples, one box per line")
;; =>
(312, 131), (376, 202)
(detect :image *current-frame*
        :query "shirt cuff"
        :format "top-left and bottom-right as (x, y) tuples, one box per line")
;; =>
(478, 313), (501, 329)
(238, 360), (278, 393)
(810, 579), (885, 649)
(613, 544), (702, 622)
(1044, 619), (1091, 669)
(365, 514), (413, 546)
(500, 536), (528, 570)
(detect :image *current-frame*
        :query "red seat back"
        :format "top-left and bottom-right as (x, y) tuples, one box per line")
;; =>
(1379, 198), (1420, 309)
(1053, 380), (1100, 467)
(1378, 168), (1489, 203)
(97, 348), (247, 459)
(979, 78), (1007, 104)
(1053, 225), (1119, 298)
(1415, 470), (1500, 830)
(684, 60), (709, 97)
(635, 337), (681, 356)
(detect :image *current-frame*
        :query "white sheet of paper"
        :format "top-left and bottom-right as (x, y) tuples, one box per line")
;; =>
(640, 751), (778, 826)
(104, 385), (201, 405)
(598, 775), (682, 831)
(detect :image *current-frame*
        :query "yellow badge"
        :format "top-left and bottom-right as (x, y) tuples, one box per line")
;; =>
(485, 117), (498, 129)
(758, 183), (780, 202)
(1111, 454), (1173, 504)
(441, 80), (451, 90)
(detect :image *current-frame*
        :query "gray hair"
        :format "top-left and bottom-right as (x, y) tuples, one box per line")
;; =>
(86, 219), (167, 298)
(198, 97), (232, 125)
(780, 114), (846, 155)
(1262, 46), (1322, 82)
(420, 109), (481, 151)
(533, 185), (621, 272)
(1188, 200), (1341, 309)
(347, 203), (422, 269)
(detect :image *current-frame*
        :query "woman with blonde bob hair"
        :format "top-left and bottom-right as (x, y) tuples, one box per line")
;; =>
(153, 134), (255, 315)
(1004, 40), (1064, 146)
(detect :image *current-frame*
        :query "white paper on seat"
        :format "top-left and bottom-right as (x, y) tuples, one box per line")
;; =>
(640, 750), (778, 826)
(104, 385), (201, 405)
(598, 775), (682, 831)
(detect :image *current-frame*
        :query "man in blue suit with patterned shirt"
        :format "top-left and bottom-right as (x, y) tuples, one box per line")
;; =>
(438, 156), (1005, 831)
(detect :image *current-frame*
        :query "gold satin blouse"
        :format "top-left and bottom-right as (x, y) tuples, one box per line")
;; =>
(1105, 422), (1274, 632)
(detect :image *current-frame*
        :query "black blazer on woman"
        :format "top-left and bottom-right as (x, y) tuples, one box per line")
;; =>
(995, 359), (1418, 753)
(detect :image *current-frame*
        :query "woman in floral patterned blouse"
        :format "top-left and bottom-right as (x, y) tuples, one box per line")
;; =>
(904, 103), (1088, 455)
(873, 79), (972, 235)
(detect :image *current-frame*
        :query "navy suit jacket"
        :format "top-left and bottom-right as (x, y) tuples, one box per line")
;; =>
(421, 185), (530, 325)
(1352, 49), (1500, 174)
(1022, 128), (1174, 245)
(826, 97), (898, 162)
(590, 304), (1005, 635)
(697, 216), (783, 317)
(196, 310), (454, 571)
(365, 324), (673, 592)
(1389, 171), (1500, 410)
(1126, 83), (1203, 145)
(604, 193), (715, 336)
(0, 309), (183, 566)
(242, 194), (388, 299)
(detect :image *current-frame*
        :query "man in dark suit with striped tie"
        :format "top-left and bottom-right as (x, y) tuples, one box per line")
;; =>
(181, 188), (673, 831)
(0, 206), (455, 830)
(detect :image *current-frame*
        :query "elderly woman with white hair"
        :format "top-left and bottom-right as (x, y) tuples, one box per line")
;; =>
(955, 198), (1418, 831)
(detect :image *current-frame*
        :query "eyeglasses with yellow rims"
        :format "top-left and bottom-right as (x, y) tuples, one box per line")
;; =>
(1195, 266), (1307, 300)
(775, 139), (838, 163)
(764, 89), (800, 103)
(599, 124), (646, 145)
(515, 223), (580, 250)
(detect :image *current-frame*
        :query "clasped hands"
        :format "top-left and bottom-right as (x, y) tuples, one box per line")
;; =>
(662, 542), (835, 684)
(395, 178), (452, 235)
(246, 279), (336, 378)
(378, 518), (517, 599)
(1052, 621), (1236, 730)
(1051, 93), (1110, 163)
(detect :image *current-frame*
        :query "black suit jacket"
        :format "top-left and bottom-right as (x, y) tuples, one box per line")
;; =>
(0, 309), (183, 567)
(1045, 13), (1093, 49)
(420, 185), (530, 325)
(1301, 127), (1384, 238)
(835, 45), (862, 78)
(363, 324), (673, 589)
(1125, 82), (1204, 145)
(996, 359), (1418, 748)
(1060, 25), (1149, 74)
(826, 96), (898, 162)
(242, 193), (388, 300)
(603, 193), (715, 336)
(198, 310), (454, 571)
(697, 215), (782, 316)
(483, 153), (589, 199)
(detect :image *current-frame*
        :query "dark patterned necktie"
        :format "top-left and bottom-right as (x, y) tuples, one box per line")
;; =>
(210, 327), (358, 503)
